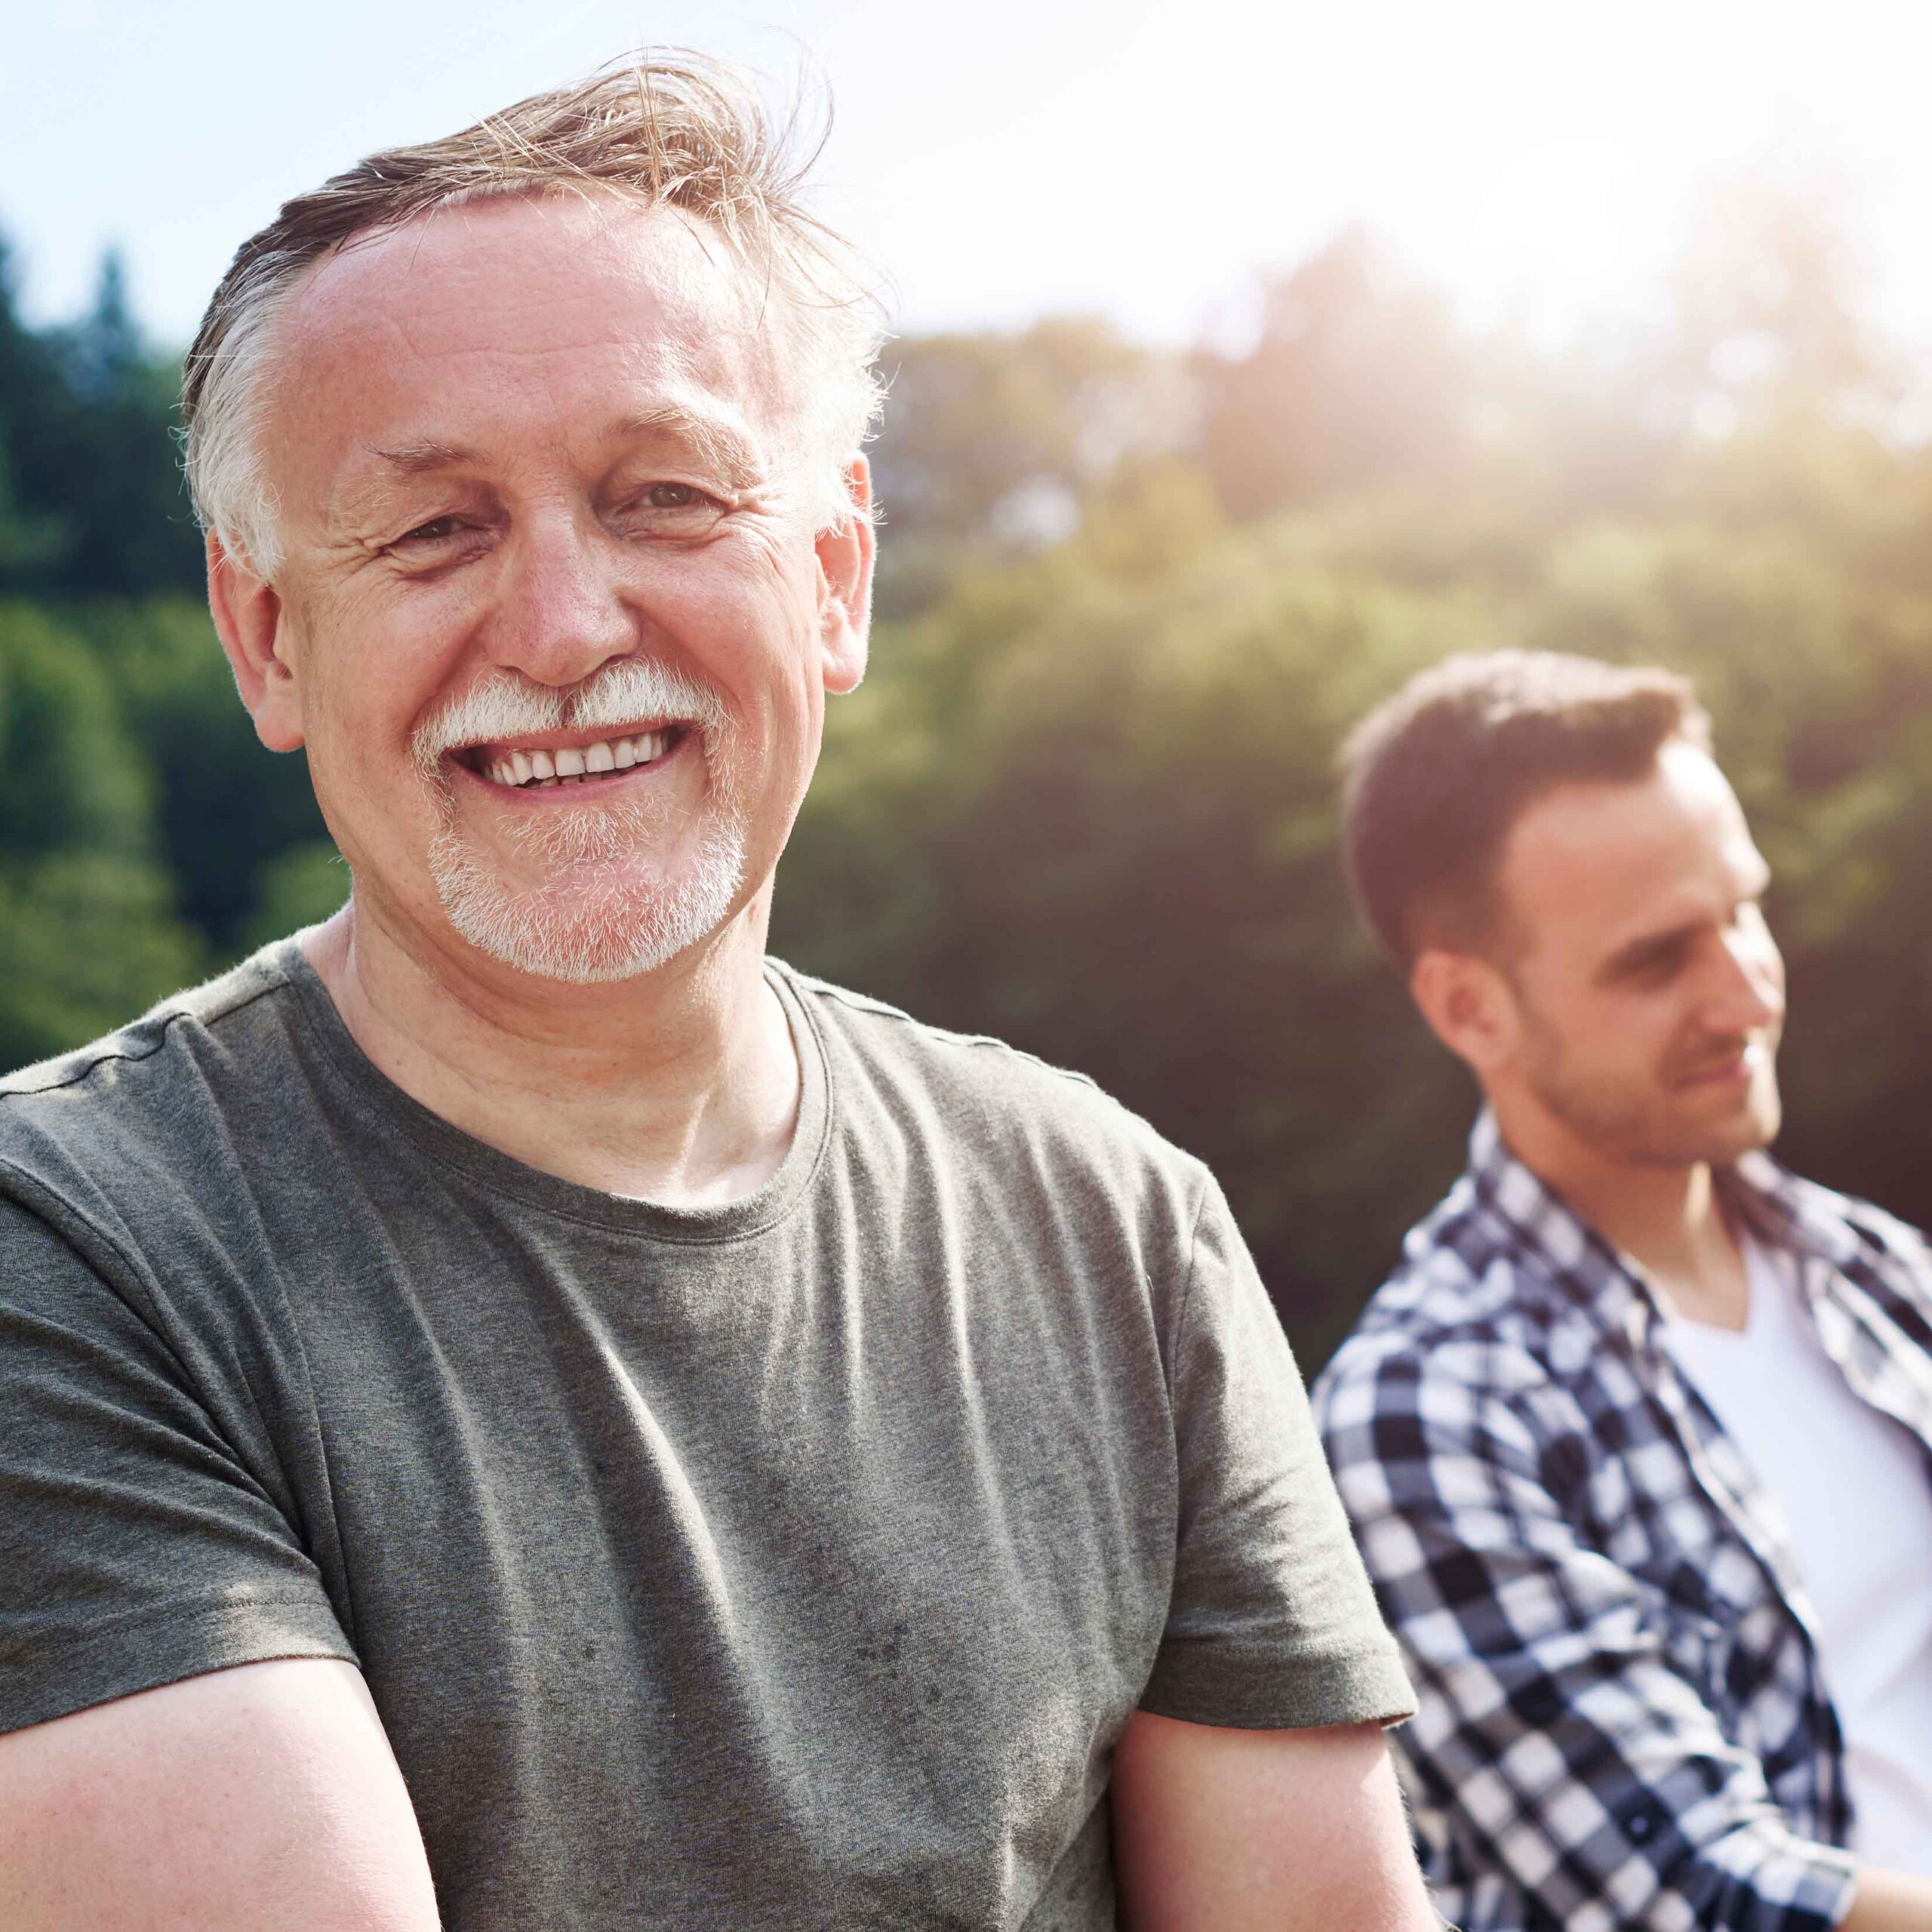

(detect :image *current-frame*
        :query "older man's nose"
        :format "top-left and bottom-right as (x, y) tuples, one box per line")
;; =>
(486, 518), (636, 688)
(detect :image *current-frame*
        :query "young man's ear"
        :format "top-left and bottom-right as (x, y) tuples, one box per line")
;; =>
(1410, 946), (1520, 1078)
(814, 456), (875, 697)
(207, 534), (306, 752)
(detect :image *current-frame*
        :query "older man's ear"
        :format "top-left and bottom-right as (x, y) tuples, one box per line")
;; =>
(208, 534), (306, 753)
(814, 457), (875, 697)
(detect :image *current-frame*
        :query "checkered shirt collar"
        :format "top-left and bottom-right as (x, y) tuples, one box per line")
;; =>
(1469, 1111), (1854, 1285)
(1462, 1109), (1663, 1340)
(1463, 1109), (1932, 1448)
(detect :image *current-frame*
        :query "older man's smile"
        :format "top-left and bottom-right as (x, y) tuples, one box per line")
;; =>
(457, 726), (683, 791)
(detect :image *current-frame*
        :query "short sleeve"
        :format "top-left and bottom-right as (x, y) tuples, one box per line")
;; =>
(0, 1195), (354, 1734)
(1139, 1173), (1415, 1730)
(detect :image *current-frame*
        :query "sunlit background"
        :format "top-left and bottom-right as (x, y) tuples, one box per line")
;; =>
(3, 0), (1930, 1358)
(5, 0), (1929, 351)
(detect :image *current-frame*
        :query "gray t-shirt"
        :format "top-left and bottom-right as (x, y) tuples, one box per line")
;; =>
(0, 940), (1411, 1930)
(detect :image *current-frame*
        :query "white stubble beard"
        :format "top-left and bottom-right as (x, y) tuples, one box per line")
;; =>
(414, 660), (750, 986)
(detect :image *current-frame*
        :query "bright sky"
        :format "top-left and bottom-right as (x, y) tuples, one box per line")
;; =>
(3, 0), (1928, 355)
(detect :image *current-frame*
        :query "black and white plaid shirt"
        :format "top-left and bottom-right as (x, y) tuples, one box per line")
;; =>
(1312, 1112), (1932, 1932)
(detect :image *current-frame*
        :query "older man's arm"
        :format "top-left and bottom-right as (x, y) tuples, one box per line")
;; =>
(1111, 1712), (1440, 1930)
(0, 1658), (441, 1931)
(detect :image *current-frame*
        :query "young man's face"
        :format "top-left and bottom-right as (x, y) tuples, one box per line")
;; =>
(222, 192), (870, 985)
(1487, 740), (1786, 1168)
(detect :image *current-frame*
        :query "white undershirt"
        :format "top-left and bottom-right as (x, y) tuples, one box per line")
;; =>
(1660, 1233), (1932, 1878)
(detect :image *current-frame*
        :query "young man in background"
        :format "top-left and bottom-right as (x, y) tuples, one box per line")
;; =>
(1316, 649), (1932, 1930)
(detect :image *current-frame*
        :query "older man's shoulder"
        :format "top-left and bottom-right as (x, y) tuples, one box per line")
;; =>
(775, 961), (1199, 1189)
(0, 943), (303, 1208)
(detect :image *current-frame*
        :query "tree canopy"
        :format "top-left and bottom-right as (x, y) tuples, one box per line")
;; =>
(3, 186), (1927, 1362)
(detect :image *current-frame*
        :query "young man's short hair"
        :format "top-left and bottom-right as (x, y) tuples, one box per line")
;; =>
(1339, 649), (1711, 968)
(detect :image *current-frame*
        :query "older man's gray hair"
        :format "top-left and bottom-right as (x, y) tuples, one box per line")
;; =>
(182, 53), (885, 576)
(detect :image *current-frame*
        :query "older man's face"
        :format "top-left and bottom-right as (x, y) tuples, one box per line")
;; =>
(245, 193), (869, 983)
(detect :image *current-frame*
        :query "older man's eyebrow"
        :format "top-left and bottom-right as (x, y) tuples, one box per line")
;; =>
(334, 411), (764, 525)
(361, 438), (478, 473)
(611, 408), (764, 488)
(322, 444), (480, 539)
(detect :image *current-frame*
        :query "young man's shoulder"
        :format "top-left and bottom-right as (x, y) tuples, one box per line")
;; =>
(1312, 1174), (1605, 1438)
(1318, 1148), (1932, 1436)
(1744, 1151), (1932, 1280)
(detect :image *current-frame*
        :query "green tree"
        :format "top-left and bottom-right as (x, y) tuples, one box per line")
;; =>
(72, 598), (331, 949)
(869, 318), (1192, 612)
(0, 244), (202, 597)
(0, 601), (202, 1064)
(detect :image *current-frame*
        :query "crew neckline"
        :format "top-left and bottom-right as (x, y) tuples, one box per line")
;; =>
(273, 937), (833, 1246)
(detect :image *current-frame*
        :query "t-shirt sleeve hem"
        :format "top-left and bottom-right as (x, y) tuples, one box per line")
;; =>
(0, 1592), (358, 1737)
(1136, 1636), (1417, 1731)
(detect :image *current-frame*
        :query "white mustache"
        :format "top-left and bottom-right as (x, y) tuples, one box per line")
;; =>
(411, 659), (730, 778)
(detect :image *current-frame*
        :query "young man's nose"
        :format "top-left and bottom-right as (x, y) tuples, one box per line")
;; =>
(1712, 928), (1786, 1032)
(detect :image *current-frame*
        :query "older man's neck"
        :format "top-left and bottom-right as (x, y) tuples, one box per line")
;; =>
(300, 892), (801, 1208)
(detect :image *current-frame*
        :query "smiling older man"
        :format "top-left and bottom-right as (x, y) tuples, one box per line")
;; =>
(0, 57), (1430, 1932)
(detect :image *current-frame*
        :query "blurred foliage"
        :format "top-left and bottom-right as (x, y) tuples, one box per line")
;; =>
(1199, 229), (1470, 517)
(0, 248), (205, 597)
(4, 179), (1931, 1362)
(871, 318), (1194, 598)
(779, 467), (1932, 1359)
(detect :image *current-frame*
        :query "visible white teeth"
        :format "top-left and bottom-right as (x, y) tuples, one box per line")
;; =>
(479, 729), (680, 792)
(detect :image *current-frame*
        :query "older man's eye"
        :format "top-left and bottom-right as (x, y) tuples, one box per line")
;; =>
(395, 516), (465, 547)
(622, 482), (728, 531)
